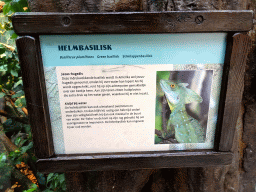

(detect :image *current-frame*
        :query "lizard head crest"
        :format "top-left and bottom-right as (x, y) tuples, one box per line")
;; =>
(160, 79), (202, 109)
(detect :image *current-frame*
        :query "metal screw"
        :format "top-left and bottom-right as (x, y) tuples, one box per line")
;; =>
(195, 15), (204, 24)
(62, 16), (71, 26)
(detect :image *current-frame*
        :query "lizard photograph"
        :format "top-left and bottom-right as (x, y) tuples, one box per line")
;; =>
(155, 70), (213, 145)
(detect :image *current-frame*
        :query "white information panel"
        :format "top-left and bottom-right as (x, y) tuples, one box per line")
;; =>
(40, 33), (226, 154)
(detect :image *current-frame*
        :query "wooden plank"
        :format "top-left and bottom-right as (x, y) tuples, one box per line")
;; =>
(219, 33), (252, 151)
(16, 36), (54, 158)
(36, 151), (233, 173)
(34, 37), (55, 156)
(214, 32), (235, 150)
(12, 11), (253, 35)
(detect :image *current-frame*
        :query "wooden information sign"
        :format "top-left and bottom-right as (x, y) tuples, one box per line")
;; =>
(12, 11), (253, 173)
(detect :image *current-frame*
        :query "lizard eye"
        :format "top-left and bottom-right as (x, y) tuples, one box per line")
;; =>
(170, 84), (175, 88)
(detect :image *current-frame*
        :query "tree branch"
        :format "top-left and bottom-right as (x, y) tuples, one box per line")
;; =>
(0, 124), (19, 152)
(155, 129), (162, 137)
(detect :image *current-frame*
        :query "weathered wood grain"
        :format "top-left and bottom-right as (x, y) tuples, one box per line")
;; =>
(214, 32), (235, 150)
(16, 36), (54, 158)
(36, 151), (232, 173)
(12, 11), (253, 35)
(219, 34), (252, 151)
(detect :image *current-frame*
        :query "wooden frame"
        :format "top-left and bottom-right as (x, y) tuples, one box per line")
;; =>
(12, 11), (252, 173)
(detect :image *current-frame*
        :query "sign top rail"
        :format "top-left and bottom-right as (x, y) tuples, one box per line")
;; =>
(13, 11), (253, 35)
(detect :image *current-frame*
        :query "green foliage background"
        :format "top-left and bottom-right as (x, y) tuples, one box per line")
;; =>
(155, 71), (170, 144)
(0, 0), (67, 191)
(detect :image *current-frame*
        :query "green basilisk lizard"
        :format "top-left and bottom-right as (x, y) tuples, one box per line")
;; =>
(160, 79), (205, 143)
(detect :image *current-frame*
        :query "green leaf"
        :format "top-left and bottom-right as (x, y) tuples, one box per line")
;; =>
(15, 96), (26, 107)
(20, 141), (33, 154)
(18, 0), (29, 9)
(47, 173), (55, 184)
(59, 174), (65, 184)
(3, 22), (11, 31)
(49, 182), (54, 189)
(7, 29), (15, 37)
(11, 1), (24, 12)
(7, 30), (18, 39)
(19, 138), (28, 147)
(3, 3), (12, 15)
(0, 153), (7, 162)
(2, 0), (12, 3)
(0, 44), (6, 54)
(23, 183), (38, 192)
(23, 188), (36, 192)
(13, 79), (23, 88)
(12, 90), (24, 98)
(8, 151), (15, 158)
(23, 124), (31, 134)
(0, 92), (6, 98)
(54, 180), (58, 188)
(14, 136), (21, 146)
(61, 183), (67, 191)
(11, 69), (18, 77)
(11, 32), (18, 39)
(0, 65), (8, 72)
(0, 48), (6, 55)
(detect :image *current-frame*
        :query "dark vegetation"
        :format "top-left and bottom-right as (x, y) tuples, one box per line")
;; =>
(0, 0), (66, 191)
